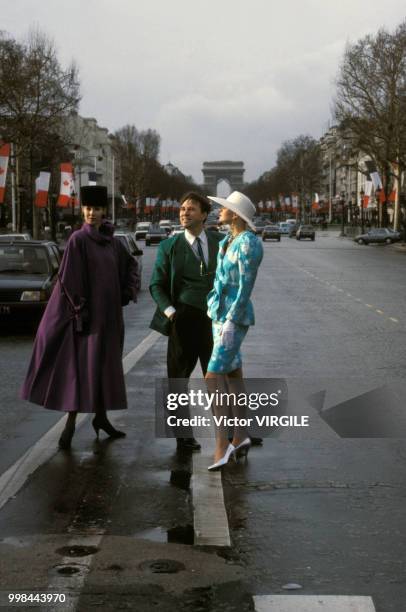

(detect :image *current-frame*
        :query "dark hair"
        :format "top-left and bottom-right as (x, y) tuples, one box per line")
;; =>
(180, 191), (211, 216)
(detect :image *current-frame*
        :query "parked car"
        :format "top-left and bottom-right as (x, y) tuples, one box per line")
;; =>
(0, 241), (62, 324)
(145, 227), (168, 246)
(0, 233), (32, 241)
(113, 232), (144, 282)
(278, 222), (290, 235)
(354, 228), (401, 245)
(262, 225), (281, 242)
(158, 220), (172, 235)
(296, 225), (315, 241)
(134, 222), (151, 241)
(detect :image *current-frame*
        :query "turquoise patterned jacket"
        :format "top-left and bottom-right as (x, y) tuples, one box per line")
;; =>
(207, 230), (263, 326)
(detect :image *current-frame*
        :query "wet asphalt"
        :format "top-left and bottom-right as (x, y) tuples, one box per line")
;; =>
(0, 231), (406, 611)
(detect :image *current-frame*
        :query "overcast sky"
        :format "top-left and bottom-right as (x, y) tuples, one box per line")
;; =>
(3, 1), (406, 185)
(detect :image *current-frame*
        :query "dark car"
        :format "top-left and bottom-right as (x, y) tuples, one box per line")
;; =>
(134, 222), (151, 240)
(354, 228), (401, 245)
(296, 225), (315, 241)
(262, 225), (281, 242)
(114, 232), (143, 282)
(145, 227), (168, 246)
(0, 241), (62, 325)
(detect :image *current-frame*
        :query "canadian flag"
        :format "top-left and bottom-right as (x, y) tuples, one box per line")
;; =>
(0, 143), (11, 204)
(57, 163), (74, 207)
(35, 172), (51, 208)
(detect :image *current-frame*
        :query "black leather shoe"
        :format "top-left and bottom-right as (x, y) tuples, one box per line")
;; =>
(250, 437), (263, 446)
(177, 438), (201, 452)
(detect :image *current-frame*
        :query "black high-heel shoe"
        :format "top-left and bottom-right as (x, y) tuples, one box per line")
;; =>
(234, 437), (251, 459)
(92, 415), (126, 439)
(58, 423), (75, 450)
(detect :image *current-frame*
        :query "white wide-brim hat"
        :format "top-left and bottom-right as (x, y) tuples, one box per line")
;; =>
(208, 191), (257, 230)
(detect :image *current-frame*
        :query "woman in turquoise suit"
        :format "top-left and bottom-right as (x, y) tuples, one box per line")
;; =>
(205, 192), (263, 470)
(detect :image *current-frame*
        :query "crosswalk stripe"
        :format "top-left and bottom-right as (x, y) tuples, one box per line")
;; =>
(254, 595), (376, 611)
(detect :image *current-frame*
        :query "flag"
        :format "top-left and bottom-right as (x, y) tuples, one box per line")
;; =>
(364, 160), (383, 190)
(362, 181), (373, 208)
(312, 193), (320, 210)
(0, 143), (11, 204)
(57, 163), (74, 207)
(35, 172), (50, 208)
(121, 195), (128, 208)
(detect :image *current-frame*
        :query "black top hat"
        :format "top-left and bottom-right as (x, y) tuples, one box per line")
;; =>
(80, 185), (108, 208)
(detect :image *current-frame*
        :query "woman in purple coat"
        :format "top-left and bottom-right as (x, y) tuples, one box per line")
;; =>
(21, 186), (140, 449)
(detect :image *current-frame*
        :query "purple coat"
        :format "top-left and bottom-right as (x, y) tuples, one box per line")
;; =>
(21, 222), (140, 413)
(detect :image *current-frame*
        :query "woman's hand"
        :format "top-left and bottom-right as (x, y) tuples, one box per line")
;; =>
(221, 319), (236, 349)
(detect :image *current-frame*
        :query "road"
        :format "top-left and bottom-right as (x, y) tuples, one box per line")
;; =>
(0, 230), (405, 611)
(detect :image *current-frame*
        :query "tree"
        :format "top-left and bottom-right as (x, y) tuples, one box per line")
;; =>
(114, 125), (161, 201)
(0, 28), (80, 234)
(334, 20), (406, 226)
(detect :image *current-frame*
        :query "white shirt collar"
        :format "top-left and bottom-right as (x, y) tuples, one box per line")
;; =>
(184, 228), (207, 246)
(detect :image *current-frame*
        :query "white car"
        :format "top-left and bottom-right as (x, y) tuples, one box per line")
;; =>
(0, 233), (32, 241)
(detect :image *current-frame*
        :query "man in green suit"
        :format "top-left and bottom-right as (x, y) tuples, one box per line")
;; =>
(150, 192), (223, 451)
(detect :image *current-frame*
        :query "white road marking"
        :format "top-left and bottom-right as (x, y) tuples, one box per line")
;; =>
(376, 309), (384, 315)
(192, 444), (231, 547)
(122, 330), (161, 374)
(365, 304), (373, 308)
(347, 293), (353, 297)
(0, 415), (88, 511)
(389, 317), (399, 323)
(254, 595), (376, 611)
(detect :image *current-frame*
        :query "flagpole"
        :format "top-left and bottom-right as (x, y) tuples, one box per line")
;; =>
(112, 155), (115, 225)
(10, 143), (16, 232)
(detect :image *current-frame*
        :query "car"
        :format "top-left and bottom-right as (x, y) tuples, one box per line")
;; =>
(278, 222), (291, 235)
(296, 225), (316, 240)
(0, 240), (62, 325)
(145, 227), (168, 246)
(0, 233), (32, 241)
(354, 228), (401, 245)
(254, 222), (268, 236)
(134, 222), (151, 241)
(262, 225), (281, 242)
(158, 220), (172, 235)
(113, 232), (144, 281)
(169, 225), (184, 237)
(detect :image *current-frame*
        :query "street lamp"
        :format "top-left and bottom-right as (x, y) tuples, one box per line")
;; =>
(359, 189), (365, 234)
(340, 190), (346, 236)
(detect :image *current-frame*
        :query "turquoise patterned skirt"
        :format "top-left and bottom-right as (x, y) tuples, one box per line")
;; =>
(207, 320), (249, 374)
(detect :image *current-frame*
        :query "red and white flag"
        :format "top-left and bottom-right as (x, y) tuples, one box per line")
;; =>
(0, 143), (11, 204)
(35, 172), (51, 208)
(57, 163), (74, 207)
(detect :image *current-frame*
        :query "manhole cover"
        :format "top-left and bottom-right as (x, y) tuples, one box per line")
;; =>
(139, 559), (185, 574)
(55, 545), (100, 557)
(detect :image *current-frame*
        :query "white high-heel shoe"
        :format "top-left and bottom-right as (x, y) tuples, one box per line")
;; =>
(208, 444), (235, 471)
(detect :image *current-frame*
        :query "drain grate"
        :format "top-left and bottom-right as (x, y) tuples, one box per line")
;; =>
(139, 559), (185, 574)
(55, 545), (100, 557)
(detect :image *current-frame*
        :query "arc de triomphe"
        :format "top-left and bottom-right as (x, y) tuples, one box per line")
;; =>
(201, 161), (245, 196)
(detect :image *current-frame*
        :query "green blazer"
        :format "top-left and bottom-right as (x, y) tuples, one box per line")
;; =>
(149, 230), (224, 335)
